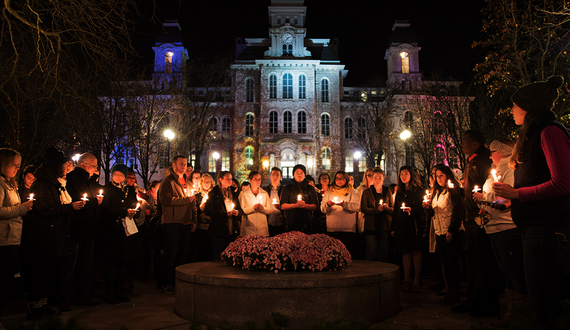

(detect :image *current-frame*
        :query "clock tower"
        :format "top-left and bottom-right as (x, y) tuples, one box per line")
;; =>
(264, 0), (311, 58)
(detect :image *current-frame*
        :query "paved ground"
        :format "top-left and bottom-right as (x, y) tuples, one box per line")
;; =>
(2, 273), (499, 330)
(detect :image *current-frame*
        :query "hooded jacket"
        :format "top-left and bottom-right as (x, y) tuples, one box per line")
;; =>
(0, 177), (28, 246)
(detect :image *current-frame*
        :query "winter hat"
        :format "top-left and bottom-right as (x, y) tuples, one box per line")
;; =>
(511, 76), (564, 115)
(111, 164), (129, 178)
(489, 140), (513, 157)
(44, 147), (71, 166)
(292, 164), (306, 176)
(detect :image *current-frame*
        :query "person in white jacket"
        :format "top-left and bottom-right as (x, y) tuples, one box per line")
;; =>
(472, 139), (525, 327)
(239, 171), (274, 236)
(321, 171), (361, 254)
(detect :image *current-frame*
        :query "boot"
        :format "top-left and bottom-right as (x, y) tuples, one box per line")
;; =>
(439, 289), (460, 306)
(491, 288), (515, 328)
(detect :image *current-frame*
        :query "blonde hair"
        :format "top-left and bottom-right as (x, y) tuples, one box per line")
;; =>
(0, 148), (21, 189)
(200, 173), (214, 193)
(360, 167), (374, 187)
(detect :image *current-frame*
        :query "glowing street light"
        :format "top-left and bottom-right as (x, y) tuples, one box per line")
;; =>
(400, 130), (411, 141)
(400, 129), (412, 166)
(262, 160), (269, 168)
(164, 129), (175, 164)
(212, 152), (220, 160)
(72, 154), (81, 164)
(353, 151), (362, 160)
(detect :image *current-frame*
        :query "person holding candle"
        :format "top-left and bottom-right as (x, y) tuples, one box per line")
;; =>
(26, 147), (85, 319)
(314, 173), (331, 232)
(360, 168), (393, 261)
(492, 76), (570, 326)
(98, 164), (139, 304)
(18, 165), (37, 203)
(158, 155), (196, 295)
(281, 164), (318, 233)
(391, 166), (424, 293)
(321, 171), (360, 254)
(425, 165), (464, 305)
(193, 174), (213, 261)
(0, 148), (33, 324)
(205, 170), (242, 260)
(61, 152), (103, 307)
(263, 167), (285, 237)
(239, 171), (274, 236)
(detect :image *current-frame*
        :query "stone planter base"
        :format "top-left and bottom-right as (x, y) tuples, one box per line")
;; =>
(175, 260), (400, 329)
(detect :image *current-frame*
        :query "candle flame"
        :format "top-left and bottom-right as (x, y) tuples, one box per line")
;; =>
(97, 189), (103, 197)
(134, 203), (140, 211)
(447, 180), (454, 189)
(28, 193), (34, 200)
(491, 169), (501, 182)
(272, 198), (277, 204)
(401, 202), (406, 209)
(472, 185), (481, 193)
(230, 203), (235, 211)
(379, 199), (383, 205)
(297, 194), (302, 201)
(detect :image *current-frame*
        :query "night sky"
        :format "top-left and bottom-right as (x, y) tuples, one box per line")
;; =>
(134, 0), (487, 85)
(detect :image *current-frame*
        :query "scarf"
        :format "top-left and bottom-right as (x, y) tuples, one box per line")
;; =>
(57, 178), (72, 205)
(330, 184), (353, 197)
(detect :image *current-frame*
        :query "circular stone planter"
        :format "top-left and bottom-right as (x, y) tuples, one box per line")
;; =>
(175, 260), (400, 329)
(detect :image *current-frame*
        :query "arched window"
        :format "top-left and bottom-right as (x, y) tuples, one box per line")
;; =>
(297, 111), (306, 134)
(344, 118), (353, 139)
(283, 111), (292, 134)
(357, 117), (366, 139)
(298, 75), (306, 99)
(400, 51), (410, 74)
(322, 147), (331, 171)
(345, 150), (354, 172)
(209, 118), (218, 138)
(321, 113), (330, 136)
(321, 79), (329, 102)
(282, 44), (292, 56)
(269, 74), (277, 99)
(269, 153), (276, 169)
(244, 146), (254, 170)
(222, 117), (231, 139)
(246, 78), (254, 102)
(222, 151), (230, 171)
(283, 73), (293, 99)
(269, 111), (278, 134)
(245, 113), (254, 137)
(165, 51), (173, 73)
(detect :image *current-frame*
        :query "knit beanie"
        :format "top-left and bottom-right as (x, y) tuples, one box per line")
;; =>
(111, 164), (129, 178)
(292, 164), (306, 176)
(511, 76), (564, 115)
(489, 140), (513, 157)
(44, 147), (71, 166)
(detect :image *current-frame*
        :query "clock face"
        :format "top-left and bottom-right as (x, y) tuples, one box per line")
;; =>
(282, 33), (293, 44)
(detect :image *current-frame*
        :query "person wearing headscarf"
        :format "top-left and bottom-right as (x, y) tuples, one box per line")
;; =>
(494, 76), (570, 326)
(321, 170), (360, 254)
(280, 164), (318, 233)
(26, 147), (85, 319)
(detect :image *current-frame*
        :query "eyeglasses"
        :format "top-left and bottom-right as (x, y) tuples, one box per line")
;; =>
(366, 174), (373, 177)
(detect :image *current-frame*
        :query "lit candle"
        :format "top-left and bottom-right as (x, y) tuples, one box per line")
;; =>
(333, 197), (338, 203)
(134, 203), (140, 211)
(426, 189), (431, 197)
(401, 202), (406, 209)
(81, 193), (89, 201)
(272, 198), (277, 204)
(230, 203), (235, 211)
(491, 169), (501, 182)
(258, 195), (263, 204)
(28, 193), (35, 201)
(472, 185), (481, 193)
(297, 194), (302, 201)
(379, 199), (383, 205)
(423, 195), (429, 203)
(447, 180), (454, 189)
(201, 194), (208, 205)
(97, 189), (103, 197)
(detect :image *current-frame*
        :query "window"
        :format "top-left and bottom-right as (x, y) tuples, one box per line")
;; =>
(297, 111), (306, 134)
(400, 51), (410, 74)
(282, 44), (292, 56)
(294, 18), (298, 25)
(209, 118), (218, 138)
(345, 151), (354, 172)
(222, 117), (231, 139)
(344, 118), (353, 139)
(269, 74), (277, 99)
(283, 73), (293, 98)
(245, 114), (254, 137)
(358, 153), (366, 172)
(208, 152), (216, 172)
(322, 147), (331, 171)
(277, 18), (281, 24)
(269, 111), (278, 134)
(404, 111), (413, 127)
(298, 75), (306, 99)
(270, 154), (275, 168)
(321, 114), (330, 136)
(165, 52), (173, 73)
(321, 79), (329, 102)
(246, 78), (254, 102)
(222, 151), (230, 171)
(357, 117), (366, 139)
(244, 146), (254, 170)
(283, 111), (292, 134)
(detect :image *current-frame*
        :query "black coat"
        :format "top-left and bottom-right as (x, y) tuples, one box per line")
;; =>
(27, 165), (74, 257)
(280, 179), (318, 232)
(391, 187), (424, 251)
(66, 167), (100, 242)
(205, 185), (242, 237)
(98, 182), (140, 263)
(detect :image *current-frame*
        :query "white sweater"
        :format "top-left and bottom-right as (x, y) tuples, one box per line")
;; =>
(321, 188), (361, 233)
(238, 186), (274, 236)
(480, 157), (517, 234)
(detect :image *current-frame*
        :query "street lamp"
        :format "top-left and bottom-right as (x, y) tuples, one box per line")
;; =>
(72, 153), (81, 164)
(400, 129), (412, 166)
(164, 129), (175, 164)
(262, 160), (269, 169)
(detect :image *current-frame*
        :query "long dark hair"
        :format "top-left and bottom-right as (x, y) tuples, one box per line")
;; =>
(433, 165), (461, 197)
(510, 111), (542, 168)
(397, 166), (422, 193)
(331, 170), (350, 189)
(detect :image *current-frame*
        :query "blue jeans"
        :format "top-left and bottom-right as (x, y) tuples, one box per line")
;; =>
(488, 229), (526, 294)
(521, 225), (570, 323)
(161, 223), (193, 286)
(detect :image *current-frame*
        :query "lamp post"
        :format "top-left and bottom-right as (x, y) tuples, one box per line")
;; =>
(400, 129), (411, 166)
(164, 129), (175, 164)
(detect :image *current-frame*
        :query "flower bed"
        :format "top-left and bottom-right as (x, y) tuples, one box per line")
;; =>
(221, 231), (352, 272)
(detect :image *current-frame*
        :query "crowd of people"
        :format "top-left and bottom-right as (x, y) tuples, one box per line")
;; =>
(1, 76), (569, 328)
